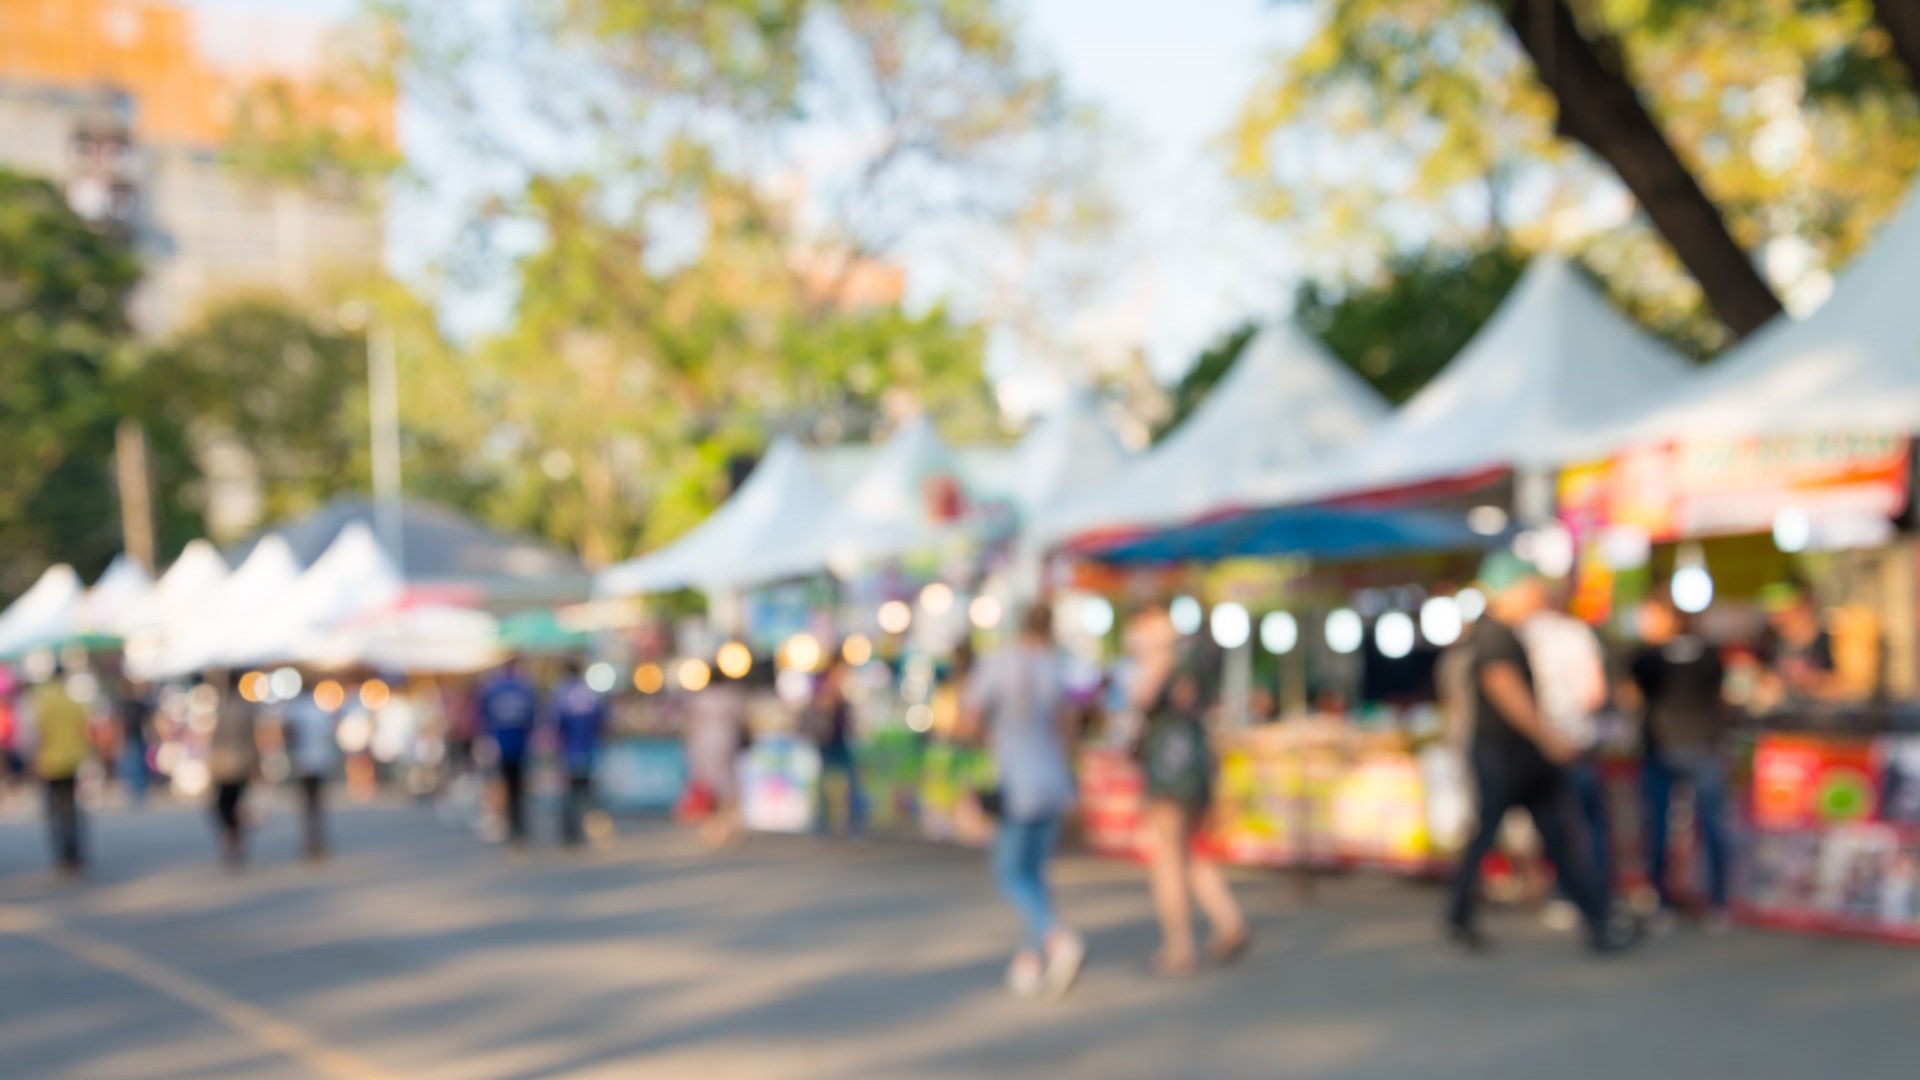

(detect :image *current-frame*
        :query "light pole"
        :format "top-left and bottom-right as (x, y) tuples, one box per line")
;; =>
(340, 302), (405, 576)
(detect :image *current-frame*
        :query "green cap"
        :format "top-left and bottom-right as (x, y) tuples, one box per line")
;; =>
(1477, 549), (1543, 594)
(1758, 582), (1806, 613)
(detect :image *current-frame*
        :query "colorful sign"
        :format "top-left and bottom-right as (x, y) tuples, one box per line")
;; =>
(594, 738), (688, 813)
(1559, 434), (1910, 543)
(1752, 735), (1879, 831)
(739, 734), (821, 833)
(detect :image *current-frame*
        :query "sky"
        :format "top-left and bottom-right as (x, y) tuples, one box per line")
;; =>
(181, 0), (1310, 383)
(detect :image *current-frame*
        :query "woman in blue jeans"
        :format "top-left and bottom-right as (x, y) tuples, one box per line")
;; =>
(1625, 590), (1734, 927)
(962, 605), (1086, 999)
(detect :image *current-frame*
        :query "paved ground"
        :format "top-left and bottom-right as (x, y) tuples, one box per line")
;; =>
(1, 793), (1917, 1080)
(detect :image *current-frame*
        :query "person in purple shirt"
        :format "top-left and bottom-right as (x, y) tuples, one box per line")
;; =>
(479, 658), (540, 846)
(551, 660), (609, 848)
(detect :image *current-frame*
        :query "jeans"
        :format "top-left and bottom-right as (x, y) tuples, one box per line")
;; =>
(1448, 751), (1608, 938)
(213, 780), (248, 862)
(814, 744), (865, 835)
(45, 776), (83, 870)
(299, 775), (328, 858)
(561, 773), (593, 847)
(121, 739), (149, 805)
(1644, 753), (1732, 911)
(499, 759), (529, 843)
(1562, 755), (1612, 902)
(994, 814), (1061, 951)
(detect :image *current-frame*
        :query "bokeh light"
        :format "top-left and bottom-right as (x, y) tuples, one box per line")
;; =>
(717, 641), (753, 679)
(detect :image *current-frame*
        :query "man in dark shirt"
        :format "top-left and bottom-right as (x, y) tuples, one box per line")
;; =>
(1444, 552), (1636, 954)
(1762, 585), (1840, 702)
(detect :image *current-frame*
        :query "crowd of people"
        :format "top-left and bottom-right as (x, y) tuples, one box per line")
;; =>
(0, 554), (1857, 1000)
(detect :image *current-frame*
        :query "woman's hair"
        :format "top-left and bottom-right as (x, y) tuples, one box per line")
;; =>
(1021, 604), (1053, 639)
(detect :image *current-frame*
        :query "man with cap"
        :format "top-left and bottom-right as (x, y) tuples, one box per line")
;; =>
(1444, 551), (1637, 954)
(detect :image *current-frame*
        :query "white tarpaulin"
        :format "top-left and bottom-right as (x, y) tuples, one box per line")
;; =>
(597, 437), (834, 597)
(1565, 184), (1920, 452)
(734, 417), (977, 584)
(79, 555), (153, 638)
(123, 540), (228, 637)
(1241, 256), (1694, 506)
(235, 523), (405, 665)
(309, 603), (502, 674)
(144, 535), (303, 677)
(1008, 388), (1130, 519)
(0, 564), (83, 657)
(1035, 321), (1389, 546)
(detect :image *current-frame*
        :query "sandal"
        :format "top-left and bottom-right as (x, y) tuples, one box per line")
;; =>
(1208, 928), (1253, 968)
(1149, 950), (1198, 980)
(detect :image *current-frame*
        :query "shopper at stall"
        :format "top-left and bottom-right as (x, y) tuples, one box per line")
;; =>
(1518, 602), (1614, 925)
(962, 604), (1086, 998)
(1623, 588), (1734, 930)
(479, 658), (541, 847)
(207, 669), (261, 869)
(281, 675), (340, 860)
(686, 662), (749, 850)
(1128, 604), (1250, 979)
(808, 656), (864, 836)
(1443, 553), (1637, 954)
(552, 660), (610, 849)
(30, 661), (92, 877)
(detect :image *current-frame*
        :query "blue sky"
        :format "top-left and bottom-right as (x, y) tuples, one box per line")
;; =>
(182, 0), (1311, 382)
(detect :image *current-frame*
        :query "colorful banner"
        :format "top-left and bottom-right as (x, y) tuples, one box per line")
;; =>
(1559, 434), (1910, 543)
(594, 738), (689, 813)
(1752, 734), (1879, 831)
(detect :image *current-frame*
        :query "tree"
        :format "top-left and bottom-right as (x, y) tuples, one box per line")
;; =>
(0, 170), (143, 597)
(1236, 0), (1920, 346)
(144, 297), (372, 529)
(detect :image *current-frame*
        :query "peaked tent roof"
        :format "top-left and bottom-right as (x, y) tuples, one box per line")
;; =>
(734, 417), (976, 585)
(0, 564), (84, 657)
(80, 555), (154, 637)
(1565, 183), (1920, 451)
(124, 540), (228, 636)
(597, 437), (835, 597)
(145, 535), (304, 677)
(230, 498), (590, 607)
(1035, 321), (1390, 547)
(234, 523), (406, 665)
(1241, 256), (1694, 508)
(1008, 388), (1131, 518)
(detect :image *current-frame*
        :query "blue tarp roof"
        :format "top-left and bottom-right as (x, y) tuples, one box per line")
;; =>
(1086, 504), (1503, 566)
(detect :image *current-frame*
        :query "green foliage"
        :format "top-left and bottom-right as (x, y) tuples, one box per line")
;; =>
(1297, 244), (1530, 404)
(1158, 324), (1258, 440)
(143, 297), (372, 527)
(1235, 0), (1920, 350)
(0, 170), (143, 596)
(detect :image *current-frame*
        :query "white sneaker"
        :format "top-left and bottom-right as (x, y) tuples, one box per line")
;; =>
(1043, 929), (1087, 999)
(1541, 900), (1581, 933)
(1006, 953), (1044, 999)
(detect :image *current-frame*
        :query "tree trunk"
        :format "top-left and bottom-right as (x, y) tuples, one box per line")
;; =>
(1500, 0), (1784, 340)
(1873, 0), (1920, 92)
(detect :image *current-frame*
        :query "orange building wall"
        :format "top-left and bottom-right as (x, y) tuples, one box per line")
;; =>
(0, 0), (390, 148)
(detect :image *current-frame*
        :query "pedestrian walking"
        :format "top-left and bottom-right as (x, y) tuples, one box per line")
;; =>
(31, 663), (92, 877)
(207, 670), (261, 869)
(1444, 553), (1638, 954)
(808, 656), (864, 836)
(1623, 587), (1734, 931)
(552, 661), (609, 848)
(961, 605), (1086, 998)
(1518, 603), (1613, 928)
(1127, 605), (1249, 979)
(686, 664), (748, 850)
(281, 676), (340, 860)
(479, 658), (539, 847)
(113, 673), (156, 806)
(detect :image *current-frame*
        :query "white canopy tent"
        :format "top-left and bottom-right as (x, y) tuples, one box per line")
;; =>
(1563, 184), (1920, 453)
(306, 603), (502, 674)
(78, 555), (153, 638)
(734, 417), (978, 585)
(1007, 387), (1131, 520)
(142, 535), (303, 678)
(235, 523), (405, 666)
(123, 540), (228, 638)
(1034, 321), (1390, 548)
(1238, 256), (1695, 508)
(596, 437), (835, 597)
(0, 564), (84, 658)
